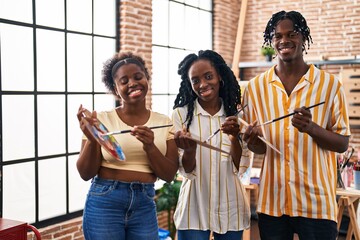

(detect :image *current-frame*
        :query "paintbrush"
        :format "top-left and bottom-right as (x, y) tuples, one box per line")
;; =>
(204, 104), (248, 143)
(258, 101), (325, 127)
(103, 124), (173, 136)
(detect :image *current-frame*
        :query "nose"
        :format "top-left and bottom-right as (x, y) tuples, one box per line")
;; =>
(128, 78), (138, 87)
(199, 78), (208, 88)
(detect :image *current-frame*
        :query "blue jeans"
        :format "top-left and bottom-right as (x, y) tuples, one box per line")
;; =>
(177, 229), (243, 240)
(82, 177), (158, 240)
(258, 213), (338, 240)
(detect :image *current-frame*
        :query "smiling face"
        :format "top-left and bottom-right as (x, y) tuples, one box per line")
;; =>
(272, 19), (305, 63)
(188, 59), (220, 104)
(113, 63), (148, 104)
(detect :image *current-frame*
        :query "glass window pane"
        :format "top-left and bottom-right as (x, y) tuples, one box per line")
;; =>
(199, 10), (213, 50)
(67, 0), (92, 33)
(37, 95), (66, 156)
(69, 155), (91, 212)
(152, 95), (176, 117)
(185, 7), (199, 50)
(94, 94), (116, 112)
(67, 94), (93, 153)
(36, 29), (65, 91)
(39, 157), (66, 220)
(169, 2), (185, 48)
(0, 24), (34, 91)
(169, 49), (191, 94)
(0, 0), (32, 23)
(35, 0), (64, 28)
(94, 0), (116, 37)
(152, 0), (169, 46)
(199, 0), (212, 11)
(3, 163), (36, 223)
(185, 0), (198, 7)
(67, 33), (93, 92)
(152, 46), (169, 94)
(94, 37), (116, 92)
(2, 95), (35, 161)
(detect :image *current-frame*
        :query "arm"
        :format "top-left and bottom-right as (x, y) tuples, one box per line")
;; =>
(171, 108), (197, 175)
(292, 107), (349, 153)
(174, 130), (197, 173)
(77, 140), (103, 181)
(76, 105), (103, 181)
(221, 116), (243, 170)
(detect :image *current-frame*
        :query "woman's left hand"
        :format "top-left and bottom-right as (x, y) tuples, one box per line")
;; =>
(221, 116), (240, 139)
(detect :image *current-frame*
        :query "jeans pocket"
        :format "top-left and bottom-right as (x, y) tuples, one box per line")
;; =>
(144, 186), (155, 200)
(88, 181), (114, 196)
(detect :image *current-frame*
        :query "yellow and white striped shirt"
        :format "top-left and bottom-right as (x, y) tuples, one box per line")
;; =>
(242, 64), (351, 222)
(172, 99), (251, 234)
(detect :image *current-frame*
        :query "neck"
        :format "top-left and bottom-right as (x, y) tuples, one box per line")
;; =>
(276, 59), (309, 77)
(120, 102), (148, 115)
(198, 98), (222, 116)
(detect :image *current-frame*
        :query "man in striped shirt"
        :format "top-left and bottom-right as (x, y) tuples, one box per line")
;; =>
(242, 10), (351, 240)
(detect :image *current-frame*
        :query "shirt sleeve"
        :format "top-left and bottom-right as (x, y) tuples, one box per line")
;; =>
(171, 107), (197, 180)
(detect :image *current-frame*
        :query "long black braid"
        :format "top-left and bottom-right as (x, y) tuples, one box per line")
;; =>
(263, 10), (313, 54)
(173, 50), (241, 130)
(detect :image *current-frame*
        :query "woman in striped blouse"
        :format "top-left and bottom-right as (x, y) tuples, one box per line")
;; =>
(172, 50), (251, 240)
(242, 10), (351, 240)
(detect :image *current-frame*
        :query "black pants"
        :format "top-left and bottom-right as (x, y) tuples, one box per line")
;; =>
(258, 213), (338, 240)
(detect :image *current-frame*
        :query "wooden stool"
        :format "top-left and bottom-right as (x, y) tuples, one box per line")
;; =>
(337, 188), (360, 240)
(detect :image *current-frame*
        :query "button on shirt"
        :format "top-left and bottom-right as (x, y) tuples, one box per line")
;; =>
(172, 99), (251, 234)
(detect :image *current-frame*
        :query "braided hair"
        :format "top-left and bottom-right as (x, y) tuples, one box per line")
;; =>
(101, 52), (150, 96)
(263, 10), (313, 54)
(173, 50), (241, 130)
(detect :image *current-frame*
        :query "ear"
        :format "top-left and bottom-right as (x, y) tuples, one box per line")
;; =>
(113, 84), (120, 96)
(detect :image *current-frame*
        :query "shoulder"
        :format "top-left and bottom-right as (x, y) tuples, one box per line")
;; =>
(314, 66), (342, 86)
(172, 106), (188, 117)
(97, 108), (117, 120)
(150, 111), (171, 123)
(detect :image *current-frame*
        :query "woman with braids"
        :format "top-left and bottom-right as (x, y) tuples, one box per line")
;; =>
(242, 11), (350, 240)
(76, 52), (178, 240)
(172, 50), (251, 240)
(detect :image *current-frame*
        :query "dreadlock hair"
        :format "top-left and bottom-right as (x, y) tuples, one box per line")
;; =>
(101, 52), (150, 96)
(263, 10), (313, 54)
(173, 50), (241, 131)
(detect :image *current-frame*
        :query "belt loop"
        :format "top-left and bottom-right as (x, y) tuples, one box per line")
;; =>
(130, 182), (144, 191)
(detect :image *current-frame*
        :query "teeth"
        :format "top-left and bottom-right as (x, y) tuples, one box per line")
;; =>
(129, 89), (141, 96)
(130, 90), (141, 94)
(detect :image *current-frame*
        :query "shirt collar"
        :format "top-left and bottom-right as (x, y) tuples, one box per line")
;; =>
(267, 64), (317, 84)
(194, 98), (226, 117)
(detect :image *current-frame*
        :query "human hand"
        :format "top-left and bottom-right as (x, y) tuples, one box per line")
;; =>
(243, 121), (265, 145)
(77, 104), (98, 141)
(292, 106), (313, 133)
(174, 129), (197, 153)
(221, 116), (240, 139)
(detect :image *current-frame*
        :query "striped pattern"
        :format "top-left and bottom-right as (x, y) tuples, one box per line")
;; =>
(242, 64), (351, 221)
(172, 99), (251, 234)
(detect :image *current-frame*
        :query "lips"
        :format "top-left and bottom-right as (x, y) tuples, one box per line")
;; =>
(278, 45), (294, 53)
(199, 87), (213, 97)
(128, 89), (142, 97)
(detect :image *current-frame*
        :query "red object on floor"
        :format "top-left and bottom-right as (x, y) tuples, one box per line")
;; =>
(0, 218), (41, 240)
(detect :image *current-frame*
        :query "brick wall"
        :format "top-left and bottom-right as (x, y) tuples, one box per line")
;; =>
(28, 213), (170, 240)
(119, 0), (153, 107)
(213, 0), (360, 80)
(33, 0), (360, 238)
